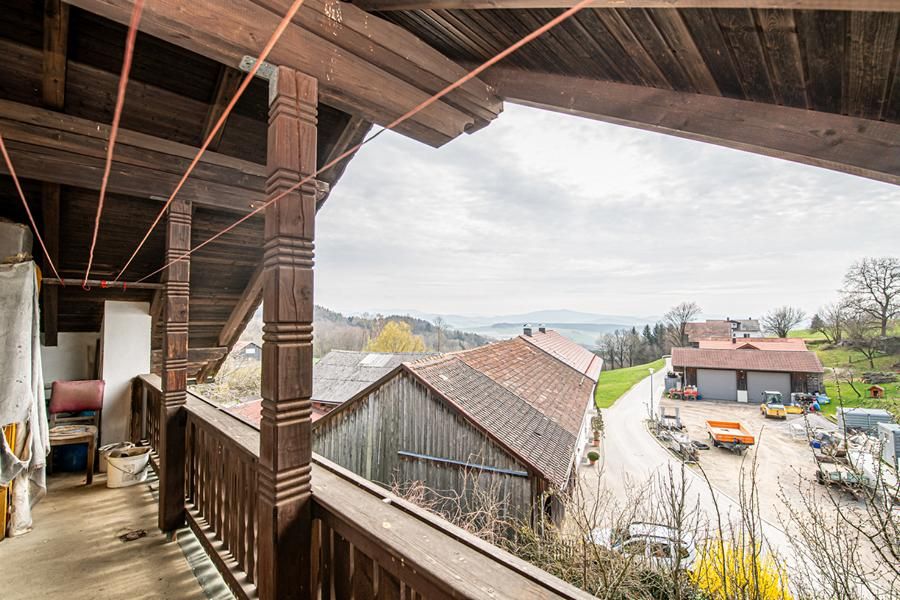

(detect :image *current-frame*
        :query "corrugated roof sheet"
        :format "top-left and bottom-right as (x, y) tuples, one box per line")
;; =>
(407, 336), (594, 487)
(672, 347), (824, 373)
(313, 350), (433, 405)
(520, 330), (603, 381)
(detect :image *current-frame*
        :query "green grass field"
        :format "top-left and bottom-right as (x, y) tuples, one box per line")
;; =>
(798, 336), (900, 416)
(595, 358), (666, 409)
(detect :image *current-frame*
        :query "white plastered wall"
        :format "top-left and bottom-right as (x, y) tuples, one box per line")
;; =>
(99, 301), (151, 445)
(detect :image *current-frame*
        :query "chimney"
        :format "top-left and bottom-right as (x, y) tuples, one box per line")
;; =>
(523, 324), (532, 337)
(538, 324), (546, 334)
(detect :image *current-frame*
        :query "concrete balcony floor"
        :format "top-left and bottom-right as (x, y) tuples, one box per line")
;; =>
(0, 471), (232, 600)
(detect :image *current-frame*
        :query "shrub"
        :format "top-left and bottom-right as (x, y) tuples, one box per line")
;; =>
(587, 451), (600, 462)
(691, 539), (792, 600)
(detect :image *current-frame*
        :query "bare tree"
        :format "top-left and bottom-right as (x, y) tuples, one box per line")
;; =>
(433, 316), (446, 352)
(762, 306), (806, 338)
(814, 300), (850, 344)
(843, 256), (900, 336)
(665, 302), (701, 348)
(844, 309), (884, 369)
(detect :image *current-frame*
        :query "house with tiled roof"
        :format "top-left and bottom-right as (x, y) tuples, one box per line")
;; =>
(685, 318), (763, 345)
(672, 346), (824, 404)
(312, 331), (601, 525)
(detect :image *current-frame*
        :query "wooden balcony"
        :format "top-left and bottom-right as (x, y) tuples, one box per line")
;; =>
(131, 375), (593, 600)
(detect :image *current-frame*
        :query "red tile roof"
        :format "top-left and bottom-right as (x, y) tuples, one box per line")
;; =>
(685, 320), (733, 342)
(406, 336), (595, 487)
(672, 347), (824, 373)
(698, 338), (808, 351)
(520, 330), (603, 381)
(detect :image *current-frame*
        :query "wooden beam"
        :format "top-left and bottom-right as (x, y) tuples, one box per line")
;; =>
(257, 66), (317, 600)
(202, 66), (244, 152)
(0, 98), (268, 214)
(483, 66), (900, 185)
(317, 115), (372, 210)
(354, 1), (900, 11)
(42, 0), (69, 110)
(159, 194), (191, 532)
(40, 0), (68, 347)
(40, 183), (60, 346)
(218, 265), (263, 351)
(64, 0), (502, 147)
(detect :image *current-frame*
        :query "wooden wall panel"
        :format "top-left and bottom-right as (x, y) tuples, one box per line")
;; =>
(313, 372), (535, 523)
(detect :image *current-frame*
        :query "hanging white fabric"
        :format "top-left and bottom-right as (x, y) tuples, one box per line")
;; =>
(0, 261), (48, 536)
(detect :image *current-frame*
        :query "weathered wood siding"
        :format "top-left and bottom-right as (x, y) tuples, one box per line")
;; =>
(313, 371), (535, 522)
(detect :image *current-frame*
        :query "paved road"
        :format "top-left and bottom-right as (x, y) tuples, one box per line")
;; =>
(580, 359), (793, 557)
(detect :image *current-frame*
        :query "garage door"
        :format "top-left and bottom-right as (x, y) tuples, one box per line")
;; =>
(697, 369), (737, 401)
(747, 372), (791, 404)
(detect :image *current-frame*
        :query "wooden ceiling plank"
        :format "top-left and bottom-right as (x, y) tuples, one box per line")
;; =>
(848, 12), (899, 118)
(593, 9), (672, 88)
(356, 1), (900, 9)
(485, 66), (900, 185)
(505, 9), (592, 75)
(545, 12), (631, 82)
(883, 32), (900, 121)
(530, 8), (615, 80)
(0, 99), (268, 214)
(795, 9), (846, 114)
(714, 9), (777, 103)
(470, 9), (547, 70)
(646, 9), (721, 95)
(619, 8), (698, 91)
(679, 8), (747, 98)
(757, 9), (809, 108)
(65, 0), (498, 146)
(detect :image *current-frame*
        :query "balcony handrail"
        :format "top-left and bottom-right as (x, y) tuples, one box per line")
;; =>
(132, 374), (595, 600)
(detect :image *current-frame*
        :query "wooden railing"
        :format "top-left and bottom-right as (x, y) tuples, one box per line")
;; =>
(131, 374), (161, 470)
(131, 375), (593, 600)
(184, 394), (259, 598)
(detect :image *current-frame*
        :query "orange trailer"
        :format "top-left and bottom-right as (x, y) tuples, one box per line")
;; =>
(706, 420), (755, 453)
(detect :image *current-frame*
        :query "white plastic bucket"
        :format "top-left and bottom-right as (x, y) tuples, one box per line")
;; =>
(99, 442), (134, 473)
(106, 447), (151, 488)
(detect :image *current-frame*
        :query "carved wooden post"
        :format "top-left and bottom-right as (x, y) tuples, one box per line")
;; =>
(159, 195), (191, 532)
(257, 66), (317, 600)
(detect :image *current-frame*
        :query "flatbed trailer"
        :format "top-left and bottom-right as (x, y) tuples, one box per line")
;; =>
(706, 420), (756, 454)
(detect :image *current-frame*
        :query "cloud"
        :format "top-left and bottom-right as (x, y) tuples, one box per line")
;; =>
(315, 104), (900, 318)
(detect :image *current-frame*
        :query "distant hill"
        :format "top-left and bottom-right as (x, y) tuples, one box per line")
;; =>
(241, 306), (493, 358)
(358, 308), (655, 329)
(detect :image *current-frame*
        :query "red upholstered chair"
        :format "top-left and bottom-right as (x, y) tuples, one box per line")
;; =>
(48, 380), (105, 485)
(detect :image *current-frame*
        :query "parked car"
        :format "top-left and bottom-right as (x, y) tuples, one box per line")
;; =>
(589, 522), (697, 569)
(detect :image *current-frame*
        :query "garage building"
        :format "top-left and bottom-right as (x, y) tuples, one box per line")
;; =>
(671, 347), (824, 403)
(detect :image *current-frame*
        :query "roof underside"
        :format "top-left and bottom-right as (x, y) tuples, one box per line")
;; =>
(0, 2), (372, 380)
(375, 7), (899, 122)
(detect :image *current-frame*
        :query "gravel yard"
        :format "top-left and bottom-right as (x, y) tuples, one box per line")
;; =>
(658, 396), (836, 526)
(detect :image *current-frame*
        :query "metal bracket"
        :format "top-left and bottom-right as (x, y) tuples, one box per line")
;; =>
(239, 55), (279, 103)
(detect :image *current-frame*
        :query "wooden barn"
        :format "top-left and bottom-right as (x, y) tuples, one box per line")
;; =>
(0, 1), (897, 599)
(313, 331), (601, 525)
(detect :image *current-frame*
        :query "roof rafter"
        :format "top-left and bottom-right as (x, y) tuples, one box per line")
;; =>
(483, 66), (900, 185)
(354, 1), (900, 11)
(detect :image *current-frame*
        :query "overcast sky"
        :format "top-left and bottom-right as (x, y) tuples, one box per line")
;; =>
(315, 104), (899, 320)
